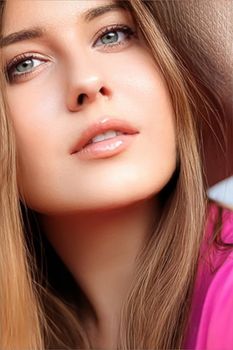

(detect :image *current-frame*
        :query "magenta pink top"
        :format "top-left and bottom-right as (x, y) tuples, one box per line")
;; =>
(183, 202), (233, 349)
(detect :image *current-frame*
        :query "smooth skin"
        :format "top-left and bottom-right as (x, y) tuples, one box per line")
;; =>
(2, 0), (177, 348)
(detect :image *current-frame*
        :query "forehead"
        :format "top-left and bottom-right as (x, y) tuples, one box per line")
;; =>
(2, 0), (126, 34)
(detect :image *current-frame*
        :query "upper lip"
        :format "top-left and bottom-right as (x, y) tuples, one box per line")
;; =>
(71, 117), (139, 154)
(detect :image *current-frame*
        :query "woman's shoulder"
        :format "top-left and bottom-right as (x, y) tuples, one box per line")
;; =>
(199, 201), (233, 273)
(205, 201), (233, 245)
(183, 202), (233, 349)
(196, 202), (233, 349)
(192, 245), (233, 350)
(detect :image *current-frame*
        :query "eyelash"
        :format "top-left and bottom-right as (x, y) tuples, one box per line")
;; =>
(5, 24), (137, 83)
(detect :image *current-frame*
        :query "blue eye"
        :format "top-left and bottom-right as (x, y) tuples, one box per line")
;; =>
(94, 24), (136, 48)
(13, 58), (43, 74)
(99, 31), (120, 45)
(5, 54), (48, 82)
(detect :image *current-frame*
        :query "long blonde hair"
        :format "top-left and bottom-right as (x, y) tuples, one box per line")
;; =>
(0, 0), (223, 349)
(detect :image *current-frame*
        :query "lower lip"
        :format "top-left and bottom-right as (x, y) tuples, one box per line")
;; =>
(74, 133), (139, 160)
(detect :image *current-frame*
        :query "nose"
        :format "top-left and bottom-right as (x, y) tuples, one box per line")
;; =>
(66, 69), (112, 112)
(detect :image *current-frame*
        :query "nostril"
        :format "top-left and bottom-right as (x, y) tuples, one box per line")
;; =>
(76, 87), (106, 106)
(77, 93), (86, 105)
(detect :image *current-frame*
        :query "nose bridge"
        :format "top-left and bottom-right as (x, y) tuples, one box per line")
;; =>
(65, 47), (110, 112)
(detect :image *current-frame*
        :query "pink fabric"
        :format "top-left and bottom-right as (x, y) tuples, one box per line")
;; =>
(183, 202), (233, 350)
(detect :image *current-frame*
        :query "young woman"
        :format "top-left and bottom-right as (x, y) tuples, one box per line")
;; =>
(0, 0), (232, 349)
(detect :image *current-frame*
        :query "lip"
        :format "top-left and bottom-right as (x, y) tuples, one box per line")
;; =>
(71, 117), (139, 154)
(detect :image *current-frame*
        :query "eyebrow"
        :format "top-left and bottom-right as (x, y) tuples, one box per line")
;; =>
(0, 2), (129, 48)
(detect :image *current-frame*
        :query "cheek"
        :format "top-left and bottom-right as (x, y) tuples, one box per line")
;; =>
(112, 50), (176, 135)
(6, 75), (64, 154)
(6, 85), (62, 196)
(122, 54), (177, 189)
(113, 52), (177, 169)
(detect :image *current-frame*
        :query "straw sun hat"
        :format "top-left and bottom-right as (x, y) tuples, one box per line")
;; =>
(155, 0), (232, 206)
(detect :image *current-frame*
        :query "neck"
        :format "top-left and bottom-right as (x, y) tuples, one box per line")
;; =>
(39, 196), (159, 346)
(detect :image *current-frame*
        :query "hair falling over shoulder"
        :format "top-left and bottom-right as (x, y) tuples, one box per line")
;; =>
(0, 0), (225, 349)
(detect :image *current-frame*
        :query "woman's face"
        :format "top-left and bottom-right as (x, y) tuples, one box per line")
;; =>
(1, 0), (176, 214)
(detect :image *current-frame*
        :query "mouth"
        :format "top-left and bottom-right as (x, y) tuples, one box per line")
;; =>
(71, 117), (140, 155)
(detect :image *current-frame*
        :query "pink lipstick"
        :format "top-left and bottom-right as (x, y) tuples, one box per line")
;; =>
(71, 117), (139, 160)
